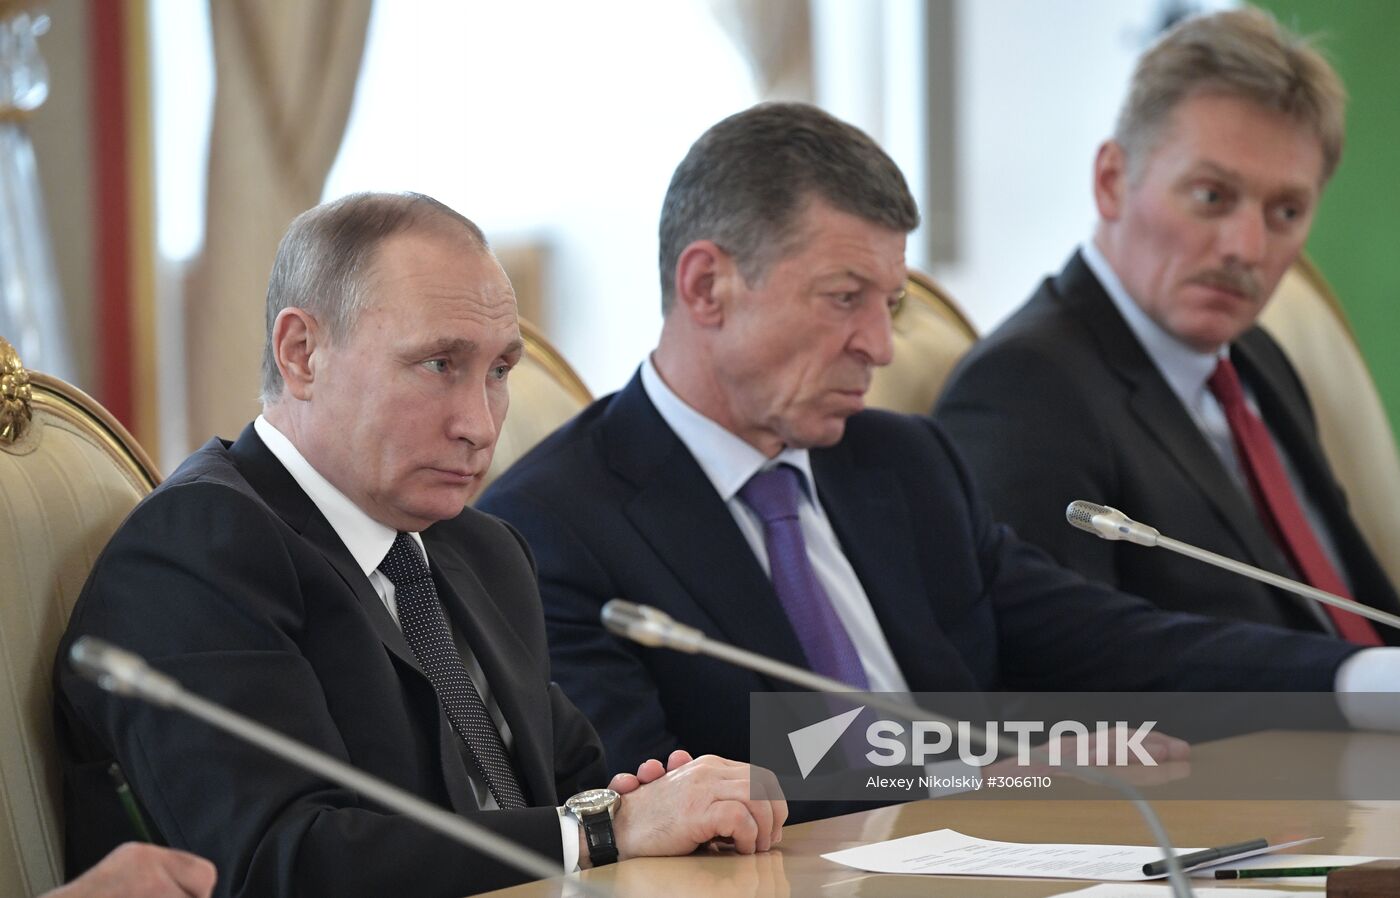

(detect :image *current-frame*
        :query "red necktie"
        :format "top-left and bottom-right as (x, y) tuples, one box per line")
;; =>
(1208, 357), (1382, 646)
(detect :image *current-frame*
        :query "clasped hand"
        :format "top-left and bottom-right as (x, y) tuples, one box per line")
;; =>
(585, 749), (786, 865)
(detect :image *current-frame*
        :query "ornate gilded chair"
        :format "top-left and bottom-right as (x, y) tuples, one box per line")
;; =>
(0, 336), (160, 897)
(864, 269), (979, 415)
(480, 318), (592, 493)
(1259, 258), (1400, 589)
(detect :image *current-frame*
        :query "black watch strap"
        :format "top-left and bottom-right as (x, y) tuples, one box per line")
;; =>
(580, 810), (618, 866)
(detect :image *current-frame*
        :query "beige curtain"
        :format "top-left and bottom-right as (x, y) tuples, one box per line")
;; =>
(709, 0), (813, 101)
(184, 0), (372, 446)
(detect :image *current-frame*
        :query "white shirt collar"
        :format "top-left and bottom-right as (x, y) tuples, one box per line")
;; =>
(1080, 239), (1226, 412)
(639, 357), (817, 503)
(254, 415), (421, 576)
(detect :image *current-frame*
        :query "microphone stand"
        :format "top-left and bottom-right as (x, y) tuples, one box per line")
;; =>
(602, 601), (1196, 897)
(1157, 536), (1400, 631)
(69, 637), (607, 895)
(1066, 500), (1400, 634)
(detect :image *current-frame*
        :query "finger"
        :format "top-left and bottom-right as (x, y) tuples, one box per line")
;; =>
(744, 764), (786, 848)
(157, 848), (218, 898)
(1127, 730), (1190, 764)
(667, 749), (695, 771)
(743, 788), (775, 852)
(635, 758), (666, 783)
(703, 800), (760, 854)
(1150, 732), (1191, 762)
(610, 772), (642, 793)
(770, 794), (789, 844)
(688, 763), (784, 851)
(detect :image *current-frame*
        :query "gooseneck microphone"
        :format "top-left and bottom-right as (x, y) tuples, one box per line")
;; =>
(68, 638), (596, 891)
(1065, 500), (1400, 634)
(601, 600), (1197, 897)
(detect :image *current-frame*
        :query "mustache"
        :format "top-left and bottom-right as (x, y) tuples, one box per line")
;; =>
(1187, 267), (1262, 301)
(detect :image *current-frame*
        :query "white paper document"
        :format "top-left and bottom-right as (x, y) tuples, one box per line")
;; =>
(821, 829), (1317, 881)
(1052, 886), (1308, 898)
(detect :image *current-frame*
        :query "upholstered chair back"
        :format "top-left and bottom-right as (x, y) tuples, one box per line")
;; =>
(1259, 259), (1400, 590)
(865, 270), (979, 415)
(481, 318), (592, 494)
(0, 336), (160, 897)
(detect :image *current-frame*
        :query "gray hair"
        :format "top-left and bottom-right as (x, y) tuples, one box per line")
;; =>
(260, 192), (488, 402)
(658, 102), (919, 315)
(1115, 7), (1346, 182)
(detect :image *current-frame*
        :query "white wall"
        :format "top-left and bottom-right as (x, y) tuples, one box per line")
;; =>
(324, 0), (757, 397)
(151, 0), (1239, 406)
(933, 0), (1231, 331)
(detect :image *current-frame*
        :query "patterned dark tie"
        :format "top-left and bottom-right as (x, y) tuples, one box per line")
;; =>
(738, 464), (871, 688)
(378, 532), (529, 809)
(1208, 357), (1382, 646)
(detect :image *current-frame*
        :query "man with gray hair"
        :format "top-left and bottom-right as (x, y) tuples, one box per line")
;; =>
(55, 192), (786, 898)
(479, 100), (1381, 823)
(937, 8), (1400, 642)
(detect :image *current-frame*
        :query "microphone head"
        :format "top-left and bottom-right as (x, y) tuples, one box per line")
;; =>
(69, 637), (180, 706)
(1065, 500), (1104, 534)
(1064, 500), (1160, 547)
(601, 600), (650, 641)
(601, 600), (704, 653)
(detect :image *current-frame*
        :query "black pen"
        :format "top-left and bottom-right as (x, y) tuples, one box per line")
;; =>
(1215, 865), (1345, 879)
(1142, 838), (1269, 877)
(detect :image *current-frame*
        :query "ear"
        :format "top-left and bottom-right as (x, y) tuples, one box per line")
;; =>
(271, 308), (320, 401)
(673, 239), (739, 328)
(1093, 140), (1129, 222)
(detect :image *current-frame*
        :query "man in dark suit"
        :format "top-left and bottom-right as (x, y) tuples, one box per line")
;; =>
(478, 102), (1393, 819)
(936, 9), (1400, 642)
(55, 193), (785, 898)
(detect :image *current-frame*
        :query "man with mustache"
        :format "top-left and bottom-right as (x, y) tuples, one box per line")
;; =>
(479, 100), (1393, 824)
(937, 9), (1400, 641)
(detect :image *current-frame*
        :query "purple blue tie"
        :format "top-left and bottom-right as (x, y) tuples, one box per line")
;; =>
(738, 465), (871, 689)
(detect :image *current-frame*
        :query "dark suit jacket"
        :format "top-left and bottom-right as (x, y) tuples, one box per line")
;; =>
(477, 372), (1357, 812)
(55, 424), (607, 898)
(935, 252), (1400, 639)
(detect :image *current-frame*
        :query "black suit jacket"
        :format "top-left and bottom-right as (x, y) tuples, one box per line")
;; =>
(477, 372), (1357, 809)
(55, 424), (607, 898)
(935, 252), (1400, 639)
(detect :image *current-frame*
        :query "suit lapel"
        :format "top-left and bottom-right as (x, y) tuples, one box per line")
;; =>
(1233, 335), (1332, 504)
(809, 445), (957, 690)
(229, 424), (420, 671)
(1232, 337), (1400, 629)
(424, 533), (555, 805)
(228, 424), (477, 811)
(604, 377), (810, 678)
(1056, 257), (1292, 575)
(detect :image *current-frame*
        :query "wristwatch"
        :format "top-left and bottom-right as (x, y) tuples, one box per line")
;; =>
(563, 788), (621, 866)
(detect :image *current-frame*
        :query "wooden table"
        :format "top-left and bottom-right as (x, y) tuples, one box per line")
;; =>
(482, 731), (1400, 896)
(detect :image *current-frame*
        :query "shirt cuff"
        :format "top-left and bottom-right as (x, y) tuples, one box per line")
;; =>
(1335, 647), (1400, 731)
(559, 808), (581, 872)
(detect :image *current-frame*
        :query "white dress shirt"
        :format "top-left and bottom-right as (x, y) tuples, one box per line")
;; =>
(640, 358), (911, 692)
(1078, 244), (1400, 699)
(253, 416), (580, 870)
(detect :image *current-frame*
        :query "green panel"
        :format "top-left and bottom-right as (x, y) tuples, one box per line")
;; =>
(1254, 0), (1400, 440)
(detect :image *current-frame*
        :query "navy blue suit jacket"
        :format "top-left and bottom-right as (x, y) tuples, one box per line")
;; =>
(56, 424), (606, 898)
(478, 374), (1358, 793)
